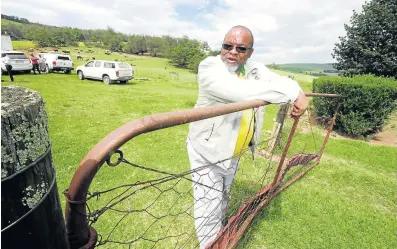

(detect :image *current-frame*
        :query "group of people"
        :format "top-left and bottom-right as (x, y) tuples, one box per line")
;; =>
(1, 53), (42, 82)
(187, 25), (308, 248)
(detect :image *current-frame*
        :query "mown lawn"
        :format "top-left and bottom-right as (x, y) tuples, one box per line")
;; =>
(2, 52), (396, 249)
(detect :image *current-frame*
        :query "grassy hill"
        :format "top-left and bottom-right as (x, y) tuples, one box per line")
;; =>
(1, 19), (22, 26)
(267, 63), (341, 77)
(277, 63), (337, 73)
(2, 45), (396, 249)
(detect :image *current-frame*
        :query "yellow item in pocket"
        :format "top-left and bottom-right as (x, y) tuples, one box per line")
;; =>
(234, 108), (254, 156)
(234, 68), (255, 156)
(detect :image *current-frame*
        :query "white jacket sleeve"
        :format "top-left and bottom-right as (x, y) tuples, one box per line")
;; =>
(198, 56), (301, 104)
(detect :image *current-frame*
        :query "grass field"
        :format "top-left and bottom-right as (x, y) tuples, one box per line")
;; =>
(275, 63), (337, 73)
(270, 69), (317, 86)
(2, 46), (396, 249)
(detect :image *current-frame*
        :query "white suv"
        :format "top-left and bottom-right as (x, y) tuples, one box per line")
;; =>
(37, 53), (74, 74)
(1, 51), (32, 73)
(76, 60), (134, 84)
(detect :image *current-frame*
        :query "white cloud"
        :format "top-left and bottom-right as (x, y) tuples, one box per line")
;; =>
(1, 0), (366, 63)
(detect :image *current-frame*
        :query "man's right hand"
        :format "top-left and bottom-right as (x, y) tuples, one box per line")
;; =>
(290, 91), (308, 117)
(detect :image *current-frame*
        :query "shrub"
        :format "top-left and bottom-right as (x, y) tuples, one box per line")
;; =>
(312, 75), (397, 137)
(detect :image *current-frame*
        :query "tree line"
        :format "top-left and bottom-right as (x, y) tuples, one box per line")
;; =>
(1, 14), (220, 72)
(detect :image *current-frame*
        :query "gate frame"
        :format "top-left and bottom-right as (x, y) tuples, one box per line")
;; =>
(64, 93), (341, 249)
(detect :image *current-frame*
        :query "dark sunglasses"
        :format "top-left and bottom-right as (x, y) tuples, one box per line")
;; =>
(222, 43), (251, 53)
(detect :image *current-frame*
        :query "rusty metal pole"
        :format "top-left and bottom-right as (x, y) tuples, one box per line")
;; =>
(316, 103), (342, 163)
(270, 117), (300, 189)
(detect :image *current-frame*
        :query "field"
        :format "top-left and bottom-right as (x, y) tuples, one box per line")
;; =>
(2, 44), (396, 249)
(268, 63), (342, 77)
(275, 63), (337, 73)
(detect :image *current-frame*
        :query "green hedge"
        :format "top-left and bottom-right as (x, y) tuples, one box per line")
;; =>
(312, 75), (397, 137)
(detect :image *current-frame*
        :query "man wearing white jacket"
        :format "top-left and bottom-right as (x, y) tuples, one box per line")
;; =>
(187, 25), (308, 248)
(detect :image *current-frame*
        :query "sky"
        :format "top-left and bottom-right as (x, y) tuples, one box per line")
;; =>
(1, 0), (366, 64)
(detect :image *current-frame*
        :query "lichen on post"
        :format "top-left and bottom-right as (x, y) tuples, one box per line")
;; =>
(1, 86), (69, 249)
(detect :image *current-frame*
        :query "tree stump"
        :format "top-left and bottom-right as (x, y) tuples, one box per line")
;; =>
(1, 86), (69, 249)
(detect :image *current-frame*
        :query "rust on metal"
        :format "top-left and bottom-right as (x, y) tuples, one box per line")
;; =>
(278, 153), (319, 183)
(317, 103), (342, 162)
(270, 117), (300, 189)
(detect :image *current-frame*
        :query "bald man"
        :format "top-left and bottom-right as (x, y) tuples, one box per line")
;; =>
(187, 26), (308, 248)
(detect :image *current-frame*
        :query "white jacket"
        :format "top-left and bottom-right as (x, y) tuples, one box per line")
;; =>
(187, 55), (301, 164)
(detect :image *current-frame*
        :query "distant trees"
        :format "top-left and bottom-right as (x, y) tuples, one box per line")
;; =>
(1, 14), (29, 24)
(333, 0), (397, 78)
(1, 14), (219, 72)
(267, 63), (280, 70)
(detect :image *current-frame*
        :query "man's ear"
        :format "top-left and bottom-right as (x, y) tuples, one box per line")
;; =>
(248, 48), (254, 58)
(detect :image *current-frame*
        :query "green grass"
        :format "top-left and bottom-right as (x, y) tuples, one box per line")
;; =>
(1, 19), (22, 26)
(276, 63), (337, 73)
(270, 69), (315, 91)
(2, 50), (396, 249)
(12, 40), (36, 50)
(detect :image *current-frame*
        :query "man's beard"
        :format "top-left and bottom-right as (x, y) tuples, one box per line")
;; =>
(223, 61), (240, 73)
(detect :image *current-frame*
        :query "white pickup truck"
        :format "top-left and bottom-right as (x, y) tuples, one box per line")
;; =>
(76, 60), (134, 84)
(37, 53), (74, 74)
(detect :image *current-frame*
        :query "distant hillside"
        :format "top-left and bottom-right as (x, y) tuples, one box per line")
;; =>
(1, 14), (30, 24)
(277, 63), (336, 73)
(266, 63), (342, 76)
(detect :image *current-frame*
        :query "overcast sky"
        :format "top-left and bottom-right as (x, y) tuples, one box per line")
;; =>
(2, 0), (366, 64)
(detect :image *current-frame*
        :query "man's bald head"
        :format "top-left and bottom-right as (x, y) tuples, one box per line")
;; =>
(224, 25), (254, 48)
(221, 25), (255, 73)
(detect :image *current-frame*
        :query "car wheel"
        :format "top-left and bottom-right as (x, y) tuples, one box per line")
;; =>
(103, 75), (111, 84)
(78, 71), (85, 80)
(24, 70), (31, 74)
(65, 70), (71, 74)
(120, 80), (127, 84)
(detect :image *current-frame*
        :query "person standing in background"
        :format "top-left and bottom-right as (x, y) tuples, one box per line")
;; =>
(30, 53), (41, 74)
(2, 53), (14, 82)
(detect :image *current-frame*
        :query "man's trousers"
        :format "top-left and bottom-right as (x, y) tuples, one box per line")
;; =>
(187, 140), (239, 249)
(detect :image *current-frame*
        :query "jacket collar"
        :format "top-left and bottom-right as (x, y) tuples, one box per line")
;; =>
(245, 60), (260, 80)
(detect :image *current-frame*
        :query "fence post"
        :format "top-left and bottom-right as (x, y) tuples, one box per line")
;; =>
(1, 86), (69, 249)
(267, 104), (288, 153)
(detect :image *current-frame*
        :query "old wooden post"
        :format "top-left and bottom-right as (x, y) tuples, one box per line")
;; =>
(267, 104), (289, 153)
(1, 86), (69, 249)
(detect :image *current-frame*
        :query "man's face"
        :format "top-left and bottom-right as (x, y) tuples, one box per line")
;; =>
(221, 28), (254, 71)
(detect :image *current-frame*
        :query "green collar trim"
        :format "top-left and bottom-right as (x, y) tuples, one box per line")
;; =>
(240, 65), (246, 76)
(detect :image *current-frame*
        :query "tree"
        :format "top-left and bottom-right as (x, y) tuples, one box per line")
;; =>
(147, 36), (164, 57)
(333, 0), (397, 78)
(125, 35), (147, 54)
(267, 63), (280, 70)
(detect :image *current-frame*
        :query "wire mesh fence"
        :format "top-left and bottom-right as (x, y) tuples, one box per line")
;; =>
(64, 96), (341, 249)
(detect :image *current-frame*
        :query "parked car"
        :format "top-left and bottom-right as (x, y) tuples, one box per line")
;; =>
(1, 51), (32, 74)
(76, 60), (134, 84)
(37, 53), (74, 74)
